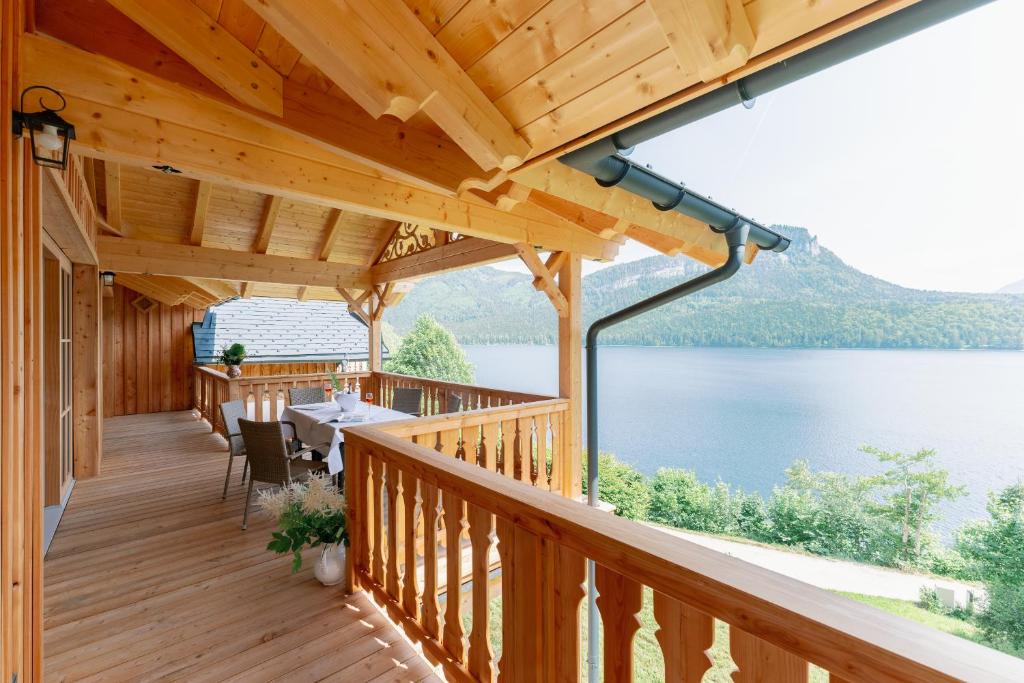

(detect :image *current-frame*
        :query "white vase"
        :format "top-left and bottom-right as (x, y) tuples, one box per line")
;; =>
(313, 543), (346, 587)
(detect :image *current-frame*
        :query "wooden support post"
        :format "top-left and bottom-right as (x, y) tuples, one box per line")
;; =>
(368, 291), (382, 373)
(72, 264), (103, 478)
(558, 253), (582, 498)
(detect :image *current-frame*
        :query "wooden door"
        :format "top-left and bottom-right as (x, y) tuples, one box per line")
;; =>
(44, 249), (74, 506)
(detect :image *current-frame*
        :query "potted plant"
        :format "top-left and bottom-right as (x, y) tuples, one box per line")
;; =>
(256, 473), (349, 586)
(219, 342), (247, 378)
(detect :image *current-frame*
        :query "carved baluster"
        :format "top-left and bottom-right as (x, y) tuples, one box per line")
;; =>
(595, 563), (643, 682)
(481, 421), (500, 473)
(438, 427), (460, 460)
(730, 626), (809, 682)
(443, 490), (468, 662)
(467, 504), (496, 681)
(495, 519), (543, 683)
(653, 592), (714, 682)
(549, 545), (586, 681)
(385, 461), (403, 601)
(420, 480), (442, 641)
(512, 418), (524, 482)
(370, 454), (385, 585)
(402, 469), (420, 619)
(545, 411), (559, 492)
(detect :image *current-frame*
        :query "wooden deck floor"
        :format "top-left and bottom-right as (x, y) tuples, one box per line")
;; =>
(44, 410), (439, 682)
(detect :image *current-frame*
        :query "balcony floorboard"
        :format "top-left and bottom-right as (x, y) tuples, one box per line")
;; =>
(43, 410), (438, 682)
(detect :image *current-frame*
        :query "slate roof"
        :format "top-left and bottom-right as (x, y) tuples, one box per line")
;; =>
(192, 297), (387, 363)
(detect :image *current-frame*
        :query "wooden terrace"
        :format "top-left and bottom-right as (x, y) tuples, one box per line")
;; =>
(4, 0), (1023, 681)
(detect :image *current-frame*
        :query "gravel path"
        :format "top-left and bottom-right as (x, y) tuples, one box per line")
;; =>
(651, 523), (979, 602)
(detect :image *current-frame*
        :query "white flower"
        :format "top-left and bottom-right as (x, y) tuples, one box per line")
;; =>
(255, 488), (288, 519)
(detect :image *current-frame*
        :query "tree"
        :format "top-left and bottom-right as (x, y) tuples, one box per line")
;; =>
(957, 483), (1024, 649)
(581, 452), (650, 520)
(383, 314), (474, 384)
(861, 446), (966, 564)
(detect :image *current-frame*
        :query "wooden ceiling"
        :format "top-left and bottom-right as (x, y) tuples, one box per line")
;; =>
(24, 0), (914, 306)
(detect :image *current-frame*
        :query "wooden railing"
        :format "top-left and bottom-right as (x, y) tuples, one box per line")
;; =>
(56, 153), (98, 246)
(192, 366), (371, 432)
(194, 366), (231, 435)
(343, 424), (1024, 683)
(233, 371), (371, 421)
(372, 371), (551, 416)
(378, 399), (571, 495)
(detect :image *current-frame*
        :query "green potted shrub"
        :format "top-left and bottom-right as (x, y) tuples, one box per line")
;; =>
(219, 342), (247, 378)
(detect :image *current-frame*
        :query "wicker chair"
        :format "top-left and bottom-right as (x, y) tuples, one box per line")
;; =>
(391, 387), (423, 417)
(237, 419), (327, 530)
(219, 400), (249, 499)
(288, 386), (326, 406)
(447, 393), (462, 413)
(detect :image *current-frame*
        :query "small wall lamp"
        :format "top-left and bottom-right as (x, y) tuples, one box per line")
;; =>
(12, 85), (76, 170)
(101, 271), (115, 298)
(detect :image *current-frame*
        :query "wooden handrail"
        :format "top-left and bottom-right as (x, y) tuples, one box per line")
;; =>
(377, 397), (568, 438)
(343, 424), (1024, 683)
(373, 370), (552, 405)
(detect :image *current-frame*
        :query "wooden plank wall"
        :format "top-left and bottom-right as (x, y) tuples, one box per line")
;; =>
(102, 283), (205, 417)
(1, 0), (45, 677)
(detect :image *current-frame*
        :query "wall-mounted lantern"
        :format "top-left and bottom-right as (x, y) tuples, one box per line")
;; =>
(101, 271), (115, 298)
(12, 85), (75, 170)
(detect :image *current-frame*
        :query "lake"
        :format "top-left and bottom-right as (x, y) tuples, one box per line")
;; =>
(463, 345), (1024, 537)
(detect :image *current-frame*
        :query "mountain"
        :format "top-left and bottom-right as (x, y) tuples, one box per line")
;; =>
(384, 227), (1024, 349)
(998, 278), (1024, 294)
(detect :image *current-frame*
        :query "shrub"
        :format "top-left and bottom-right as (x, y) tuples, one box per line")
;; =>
(581, 452), (650, 520)
(648, 469), (735, 533)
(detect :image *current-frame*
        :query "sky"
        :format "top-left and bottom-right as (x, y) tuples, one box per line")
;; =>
(496, 0), (1024, 293)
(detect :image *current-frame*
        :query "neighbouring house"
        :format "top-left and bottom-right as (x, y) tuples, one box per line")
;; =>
(191, 297), (388, 367)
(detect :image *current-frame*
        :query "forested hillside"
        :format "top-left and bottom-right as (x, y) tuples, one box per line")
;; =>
(384, 227), (1024, 349)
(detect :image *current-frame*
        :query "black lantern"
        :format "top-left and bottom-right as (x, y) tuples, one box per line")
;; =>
(13, 85), (75, 170)
(101, 271), (115, 298)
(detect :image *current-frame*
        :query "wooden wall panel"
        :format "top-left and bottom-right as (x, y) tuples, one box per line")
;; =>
(72, 264), (103, 479)
(102, 283), (205, 417)
(1, 0), (45, 675)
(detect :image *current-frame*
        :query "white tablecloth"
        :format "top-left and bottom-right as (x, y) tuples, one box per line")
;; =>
(280, 401), (410, 474)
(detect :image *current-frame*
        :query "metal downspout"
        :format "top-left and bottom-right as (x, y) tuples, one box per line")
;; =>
(585, 222), (750, 681)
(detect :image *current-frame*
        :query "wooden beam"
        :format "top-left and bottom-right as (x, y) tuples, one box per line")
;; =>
(24, 26), (491, 194)
(244, 0), (530, 171)
(104, 161), (122, 232)
(533, 250), (568, 291)
(189, 180), (212, 246)
(318, 209), (346, 261)
(337, 287), (371, 325)
(59, 95), (617, 260)
(181, 276), (239, 301)
(99, 236), (369, 289)
(105, 0), (283, 115)
(647, 0), (755, 82)
(72, 264), (103, 478)
(241, 281), (255, 298)
(371, 283), (393, 321)
(253, 195), (282, 254)
(371, 237), (519, 284)
(515, 244), (568, 317)
(297, 286), (311, 302)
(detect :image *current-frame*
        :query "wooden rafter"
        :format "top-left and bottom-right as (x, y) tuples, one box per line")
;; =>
(241, 281), (255, 298)
(105, 0), (283, 115)
(26, 21), (491, 194)
(515, 244), (568, 318)
(318, 209), (345, 261)
(297, 286), (311, 302)
(253, 195), (282, 254)
(103, 161), (122, 232)
(244, 0), (530, 171)
(647, 0), (755, 83)
(99, 237), (368, 289)
(60, 94), (616, 259)
(188, 180), (212, 246)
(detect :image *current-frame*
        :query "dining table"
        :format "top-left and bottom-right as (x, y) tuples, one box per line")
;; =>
(280, 400), (411, 475)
